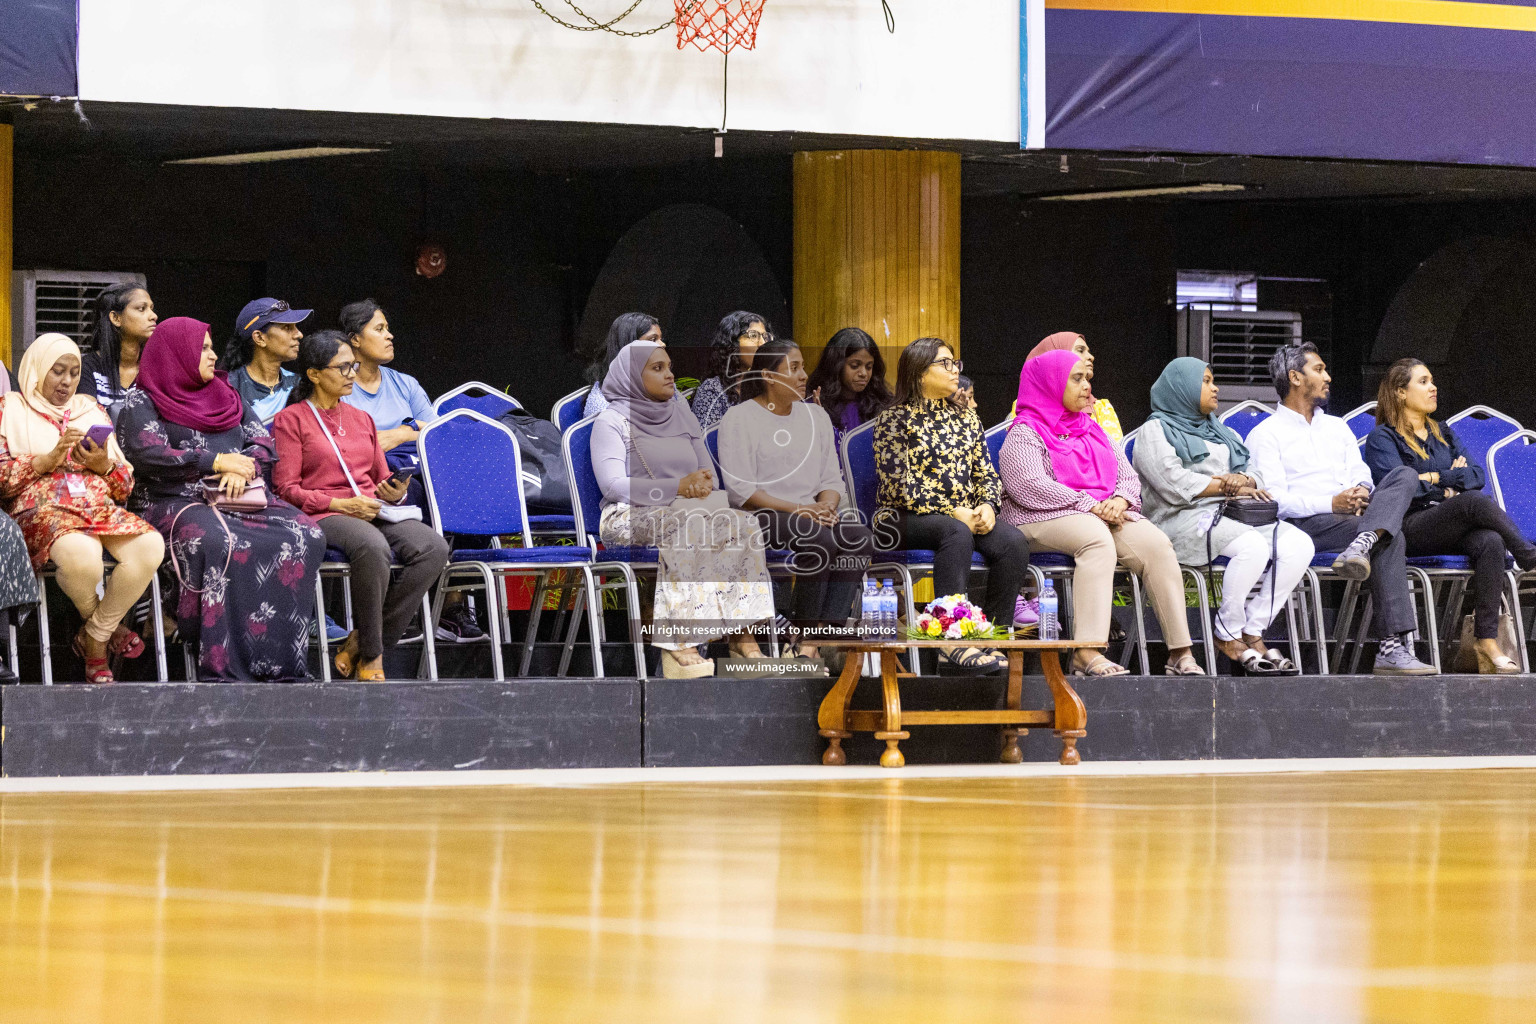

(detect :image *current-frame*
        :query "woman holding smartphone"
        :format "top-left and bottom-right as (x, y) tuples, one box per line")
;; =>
(117, 317), (326, 682)
(274, 331), (450, 682)
(0, 333), (163, 683)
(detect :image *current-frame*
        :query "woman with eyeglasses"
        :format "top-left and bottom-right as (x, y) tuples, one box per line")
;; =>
(273, 331), (450, 682)
(79, 283), (158, 423)
(691, 311), (774, 430)
(873, 338), (1031, 675)
(117, 317), (326, 682)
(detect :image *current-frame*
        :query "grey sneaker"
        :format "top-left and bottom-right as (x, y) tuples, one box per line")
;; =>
(1332, 531), (1378, 581)
(1373, 633), (1437, 675)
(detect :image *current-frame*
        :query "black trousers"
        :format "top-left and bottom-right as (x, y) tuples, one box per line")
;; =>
(753, 511), (875, 626)
(320, 515), (452, 660)
(1291, 465), (1418, 637)
(1403, 490), (1536, 639)
(891, 511), (1031, 629)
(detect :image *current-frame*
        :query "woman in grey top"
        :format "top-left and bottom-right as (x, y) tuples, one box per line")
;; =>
(1134, 358), (1313, 674)
(592, 340), (773, 678)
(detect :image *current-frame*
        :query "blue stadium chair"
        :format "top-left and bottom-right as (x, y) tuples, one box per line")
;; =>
(1489, 430), (1536, 670)
(1445, 405), (1522, 471)
(1218, 400), (1272, 440)
(1121, 425), (1138, 465)
(421, 409), (613, 681)
(984, 419), (1009, 470)
(551, 385), (591, 433)
(1342, 402), (1377, 443)
(432, 381), (523, 419)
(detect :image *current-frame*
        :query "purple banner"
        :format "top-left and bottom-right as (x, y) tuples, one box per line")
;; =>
(1041, 5), (1536, 166)
(0, 0), (77, 96)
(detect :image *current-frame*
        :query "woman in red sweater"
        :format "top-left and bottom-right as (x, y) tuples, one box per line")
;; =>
(272, 330), (449, 681)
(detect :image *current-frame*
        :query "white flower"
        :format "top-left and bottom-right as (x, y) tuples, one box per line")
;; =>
(944, 623), (965, 640)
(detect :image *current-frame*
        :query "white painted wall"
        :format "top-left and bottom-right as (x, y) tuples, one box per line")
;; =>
(78, 0), (1020, 142)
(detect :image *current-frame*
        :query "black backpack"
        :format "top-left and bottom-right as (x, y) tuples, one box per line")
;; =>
(496, 409), (573, 514)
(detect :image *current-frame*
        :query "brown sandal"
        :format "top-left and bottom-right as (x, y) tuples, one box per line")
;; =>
(333, 631), (360, 679)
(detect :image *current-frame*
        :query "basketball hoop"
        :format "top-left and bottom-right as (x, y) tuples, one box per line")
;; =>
(674, 0), (767, 53)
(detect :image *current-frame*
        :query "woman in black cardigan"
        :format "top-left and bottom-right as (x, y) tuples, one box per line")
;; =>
(1362, 358), (1536, 673)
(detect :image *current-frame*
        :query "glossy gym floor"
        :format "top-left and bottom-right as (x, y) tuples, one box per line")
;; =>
(3, 764), (1534, 1022)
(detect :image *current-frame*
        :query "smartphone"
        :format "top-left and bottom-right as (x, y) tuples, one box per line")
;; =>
(83, 424), (114, 448)
(385, 467), (418, 488)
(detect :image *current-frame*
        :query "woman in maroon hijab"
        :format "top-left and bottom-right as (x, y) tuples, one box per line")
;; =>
(116, 316), (326, 682)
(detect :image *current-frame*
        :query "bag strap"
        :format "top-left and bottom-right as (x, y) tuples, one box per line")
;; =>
(167, 498), (235, 595)
(307, 400), (365, 499)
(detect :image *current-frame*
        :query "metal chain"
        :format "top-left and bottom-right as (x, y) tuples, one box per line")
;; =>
(523, 0), (699, 37)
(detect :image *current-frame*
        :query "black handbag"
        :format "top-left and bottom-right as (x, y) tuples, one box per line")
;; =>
(1220, 497), (1279, 528)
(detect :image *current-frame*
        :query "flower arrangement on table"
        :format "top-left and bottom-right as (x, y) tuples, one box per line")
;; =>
(909, 594), (1010, 641)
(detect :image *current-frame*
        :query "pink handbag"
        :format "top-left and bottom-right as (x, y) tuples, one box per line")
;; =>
(201, 474), (268, 511)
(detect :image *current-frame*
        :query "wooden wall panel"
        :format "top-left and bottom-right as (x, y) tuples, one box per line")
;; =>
(793, 149), (960, 382)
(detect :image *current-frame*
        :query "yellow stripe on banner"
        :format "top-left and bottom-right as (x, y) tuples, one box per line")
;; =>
(1045, 0), (1536, 33)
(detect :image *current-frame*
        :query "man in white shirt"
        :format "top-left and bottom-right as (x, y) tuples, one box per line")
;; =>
(1247, 343), (1435, 675)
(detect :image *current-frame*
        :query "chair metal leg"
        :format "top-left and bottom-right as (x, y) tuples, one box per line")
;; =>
(8, 613), (18, 679)
(1303, 569), (1330, 676)
(1182, 567), (1215, 674)
(420, 591), (439, 681)
(1508, 569), (1530, 672)
(1282, 590), (1304, 673)
(1125, 570), (1149, 673)
(1409, 567), (1441, 672)
(148, 573), (169, 683)
(182, 644), (197, 682)
(1332, 580), (1363, 674)
(556, 585), (584, 677)
(581, 565), (605, 677)
(610, 563), (647, 681)
(419, 573), (449, 681)
(36, 576), (52, 686)
(520, 570), (548, 677)
(315, 570), (332, 683)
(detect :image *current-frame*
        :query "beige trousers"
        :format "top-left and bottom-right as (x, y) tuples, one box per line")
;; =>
(1019, 514), (1191, 650)
(50, 531), (165, 643)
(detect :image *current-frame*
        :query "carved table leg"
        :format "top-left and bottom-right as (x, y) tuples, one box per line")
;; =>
(819, 729), (852, 766)
(877, 649), (907, 768)
(1001, 650), (1026, 763)
(817, 647), (864, 765)
(1041, 649), (1088, 766)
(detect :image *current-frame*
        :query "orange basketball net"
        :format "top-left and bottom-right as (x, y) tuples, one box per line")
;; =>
(674, 0), (767, 53)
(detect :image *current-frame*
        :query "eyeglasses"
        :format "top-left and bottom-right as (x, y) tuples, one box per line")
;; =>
(740, 330), (772, 343)
(326, 361), (361, 377)
(933, 358), (964, 373)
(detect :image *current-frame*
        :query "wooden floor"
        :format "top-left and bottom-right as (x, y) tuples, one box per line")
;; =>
(4, 768), (1536, 1022)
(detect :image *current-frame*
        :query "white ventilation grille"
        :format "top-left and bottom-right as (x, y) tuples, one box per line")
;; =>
(1177, 309), (1302, 407)
(10, 270), (147, 356)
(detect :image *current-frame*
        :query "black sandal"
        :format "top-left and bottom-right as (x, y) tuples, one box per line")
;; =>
(940, 647), (1008, 674)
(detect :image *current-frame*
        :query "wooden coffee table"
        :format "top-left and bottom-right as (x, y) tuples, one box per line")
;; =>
(815, 639), (1098, 768)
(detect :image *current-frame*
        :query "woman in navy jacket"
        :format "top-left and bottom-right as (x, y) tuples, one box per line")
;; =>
(1363, 359), (1536, 673)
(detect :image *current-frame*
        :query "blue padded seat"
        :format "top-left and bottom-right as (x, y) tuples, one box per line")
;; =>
(452, 545), (595, 564)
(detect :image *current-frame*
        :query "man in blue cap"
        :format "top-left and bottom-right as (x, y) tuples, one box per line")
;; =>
(226, 297), (311, 424)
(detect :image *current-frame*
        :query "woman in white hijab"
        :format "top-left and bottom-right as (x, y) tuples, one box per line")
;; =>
(0, 334), (164, 683)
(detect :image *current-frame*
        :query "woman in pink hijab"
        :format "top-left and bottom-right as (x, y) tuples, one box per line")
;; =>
(997, 349), (1203, 677)
(1017, 332), (1124, 444)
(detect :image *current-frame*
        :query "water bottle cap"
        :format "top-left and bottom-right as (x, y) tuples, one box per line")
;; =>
(882, 579), (894, 586)
(1042, 579), (1054, 590)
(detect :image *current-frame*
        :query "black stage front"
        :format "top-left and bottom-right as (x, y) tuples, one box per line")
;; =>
(4, 672), (1535, 776)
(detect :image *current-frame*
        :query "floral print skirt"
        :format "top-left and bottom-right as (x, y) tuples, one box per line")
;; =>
(0, 512), (37, 613)
(148, 497), (326, 682)
(600, 502), (773, 650)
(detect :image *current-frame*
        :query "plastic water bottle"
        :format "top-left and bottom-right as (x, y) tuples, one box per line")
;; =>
(861, 580), (880, 640)
(880, 579), (898, 641)
(1039, 581), (1060, 641)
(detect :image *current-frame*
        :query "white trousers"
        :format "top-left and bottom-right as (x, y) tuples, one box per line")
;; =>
(1214, 522), (1314, 641)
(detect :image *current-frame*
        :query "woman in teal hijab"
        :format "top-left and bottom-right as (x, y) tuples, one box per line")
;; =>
(1133, 358), (1314, 675)
(1147, 356), (1251, 471)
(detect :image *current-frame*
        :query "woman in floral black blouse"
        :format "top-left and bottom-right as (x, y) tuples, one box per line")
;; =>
(874, 337), (1031, 673)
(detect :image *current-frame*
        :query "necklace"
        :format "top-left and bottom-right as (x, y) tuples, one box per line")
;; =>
(317, 403), (346, 437)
